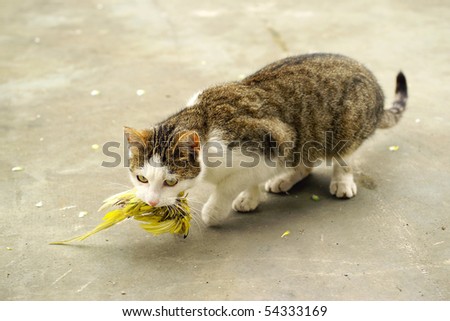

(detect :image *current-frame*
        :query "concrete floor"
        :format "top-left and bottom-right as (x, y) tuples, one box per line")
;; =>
(1, 0), (449, 300)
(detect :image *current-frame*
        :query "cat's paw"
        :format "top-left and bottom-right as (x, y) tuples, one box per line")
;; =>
(329, 180), (357, 198)
(232, 191), (260, 212)
(201, 202), (229, 227)
(265, 177), (295, 194)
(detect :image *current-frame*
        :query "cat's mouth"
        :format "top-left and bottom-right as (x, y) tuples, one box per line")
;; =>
(146, 199), (178, 208)
(138, 192), (188, 210)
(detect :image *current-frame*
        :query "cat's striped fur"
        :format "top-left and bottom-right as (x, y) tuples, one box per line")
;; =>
(125, 53), (408, 225)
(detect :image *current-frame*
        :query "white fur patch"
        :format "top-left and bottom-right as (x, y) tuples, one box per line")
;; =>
(199, 133), (286, 225)
(265, 166), (311, 193)
(142, 155), (165, 183)
(232, 186), (262, 212)
(186, 90), (202, 107)
(329, 163), (357, 198)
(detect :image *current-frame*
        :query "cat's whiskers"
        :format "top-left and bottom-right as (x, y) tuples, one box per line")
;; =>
(183, 196), (204, 207)
(174, 200), (205, 231)
(181, 196), (207, 225)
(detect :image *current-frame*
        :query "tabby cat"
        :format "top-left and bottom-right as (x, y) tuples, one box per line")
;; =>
(125, 53), (408, 226)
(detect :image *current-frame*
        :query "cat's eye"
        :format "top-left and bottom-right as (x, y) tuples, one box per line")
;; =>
(164, 178), (178, 187)
(136, 175), (148, 183)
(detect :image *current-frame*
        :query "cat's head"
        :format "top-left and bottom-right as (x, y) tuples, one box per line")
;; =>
(124, 126), (201, 207)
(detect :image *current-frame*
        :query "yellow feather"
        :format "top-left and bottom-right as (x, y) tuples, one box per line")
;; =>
(50, 189), (191, 245)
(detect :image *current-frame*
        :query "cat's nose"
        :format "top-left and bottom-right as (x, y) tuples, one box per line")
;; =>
(148, 200), (159, 207)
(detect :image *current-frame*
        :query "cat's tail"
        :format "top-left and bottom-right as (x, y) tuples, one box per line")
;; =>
(378, 72), (408, 129)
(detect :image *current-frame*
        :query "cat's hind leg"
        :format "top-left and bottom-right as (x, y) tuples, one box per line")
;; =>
(265, 164), (312, 193)
(329, 159), (357, 198)
(232, 185), (263, 213)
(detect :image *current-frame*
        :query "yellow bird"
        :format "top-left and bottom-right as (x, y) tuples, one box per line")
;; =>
(51, 189), (191, 245)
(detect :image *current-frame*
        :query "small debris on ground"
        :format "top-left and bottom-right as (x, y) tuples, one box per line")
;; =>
(281, 230), (290, 238)
(91, 144), (100, 150)
(6, 247), (13, 251)
(442, 226), (446, 231)
(136, 89), (145, 96)
(35, 201), (43, 208)
(60, 205), (76, 211)
(90, 90), (100, 96)
(311, 194), (320, 201)
(78, 211), (88, 218)
(389, 145), (400, 151)
(11, 166), (24, 172)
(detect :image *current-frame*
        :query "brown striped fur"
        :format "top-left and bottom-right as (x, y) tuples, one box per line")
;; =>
(127, 53), (407, 171)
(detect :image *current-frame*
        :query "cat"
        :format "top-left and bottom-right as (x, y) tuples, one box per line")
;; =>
(124, 53), (408, 226)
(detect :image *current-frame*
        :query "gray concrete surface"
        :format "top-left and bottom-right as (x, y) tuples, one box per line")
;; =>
(1, 0), (449, 300)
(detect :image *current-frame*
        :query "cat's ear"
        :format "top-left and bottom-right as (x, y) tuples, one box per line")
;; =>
(174, 131), (201, 160)
(124, 126), (151, 147)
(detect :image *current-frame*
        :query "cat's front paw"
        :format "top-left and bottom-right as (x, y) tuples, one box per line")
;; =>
(232, 191), (260, 213)
(265, 177), (295, 194)
(329, 180), (357, 198)
(201, 202), (229, 227)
